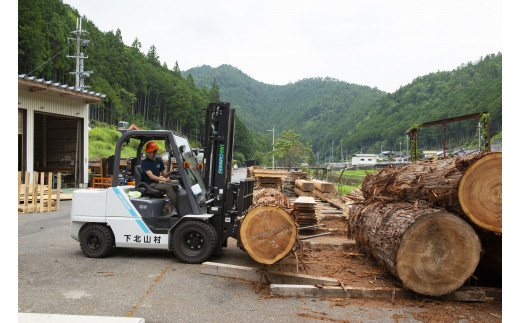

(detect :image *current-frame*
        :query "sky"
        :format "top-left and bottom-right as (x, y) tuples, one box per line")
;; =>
(60, 0), (503, 93)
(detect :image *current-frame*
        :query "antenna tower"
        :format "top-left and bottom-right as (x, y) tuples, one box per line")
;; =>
(67, 17), (93, 89)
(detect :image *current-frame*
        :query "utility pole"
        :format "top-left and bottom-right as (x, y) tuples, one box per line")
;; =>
(267, 127), (274, 169)
(340, 139), (343, 162)
(67, 17), (93, 90)
(331, 140), (334, 163)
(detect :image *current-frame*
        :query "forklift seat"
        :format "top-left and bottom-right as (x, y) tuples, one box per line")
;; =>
(134, 165), (165, 198)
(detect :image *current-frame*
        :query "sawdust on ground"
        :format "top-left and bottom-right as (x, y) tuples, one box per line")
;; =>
(258, 211), (502, 323)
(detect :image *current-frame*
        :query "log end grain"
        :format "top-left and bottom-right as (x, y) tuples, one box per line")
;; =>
(458, 152), (502, 232)
(239, 206), (297, 265)
(395, 211), (481, 296)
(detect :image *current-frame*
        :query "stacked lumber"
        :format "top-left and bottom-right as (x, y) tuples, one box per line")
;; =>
(253, 169), (288, 191)
(292, 196), (318, 230)
(18, 171), (61, 213)
(294, 179), (314, 197)
(246, 165), (262, 178)
(349, 152), (502, 296)
(311, 179), (338, 200)
(282, 171), (308, 196)
(239, 189), (296, 264)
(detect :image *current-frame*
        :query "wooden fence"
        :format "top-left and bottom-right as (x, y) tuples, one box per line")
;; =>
(18, 172), (61, 213)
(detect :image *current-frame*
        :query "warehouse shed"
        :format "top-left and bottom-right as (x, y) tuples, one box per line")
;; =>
(18, 74), (105, 188)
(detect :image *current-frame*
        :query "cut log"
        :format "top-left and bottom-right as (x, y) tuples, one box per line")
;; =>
(311, 180), (334, 193)
(361, 152), (501, 232)
(458, 153), (502, 232)
(349, 201), (481, 296)
(239, 189), (296, 265)
(295, 179), (314, 192)
(239, 206), (296, 265)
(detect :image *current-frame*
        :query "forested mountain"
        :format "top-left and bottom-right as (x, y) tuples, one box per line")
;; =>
(184, 65), (387, 152)
(186, 54), (501, 157)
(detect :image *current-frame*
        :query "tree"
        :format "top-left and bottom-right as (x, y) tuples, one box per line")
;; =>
(209, 78), (220, 102)
(273, 130), (312, 170)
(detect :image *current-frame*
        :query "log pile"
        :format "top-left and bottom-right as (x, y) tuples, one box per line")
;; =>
(239, 189), (296, 265)
(361, 152), (502, 232)
(348, 152), (502, 296)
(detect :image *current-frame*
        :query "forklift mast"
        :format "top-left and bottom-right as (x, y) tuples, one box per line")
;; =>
(203, 102), (236, 193)
(202, 103), (253, 248)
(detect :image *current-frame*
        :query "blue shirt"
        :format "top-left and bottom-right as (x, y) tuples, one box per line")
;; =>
(141, 157), (164, 184)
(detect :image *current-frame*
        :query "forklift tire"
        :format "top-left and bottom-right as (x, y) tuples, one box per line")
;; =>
(171, 221), (217, 264)
(79, 224), (115, 258)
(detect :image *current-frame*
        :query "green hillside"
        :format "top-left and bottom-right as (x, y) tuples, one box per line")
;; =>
(184, 66), (387, 152)
(186, 54), (501, 157)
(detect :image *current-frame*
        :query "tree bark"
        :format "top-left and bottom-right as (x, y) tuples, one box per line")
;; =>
(239, 189), (296, 265)
(361, 152), (501, 232)
(349, 201), (481, 296)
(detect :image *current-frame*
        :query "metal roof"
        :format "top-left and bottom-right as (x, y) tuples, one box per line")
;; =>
(18, 74), (106, 102)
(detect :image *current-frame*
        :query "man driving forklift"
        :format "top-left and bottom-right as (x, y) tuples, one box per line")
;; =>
(141, 141), (178, 212)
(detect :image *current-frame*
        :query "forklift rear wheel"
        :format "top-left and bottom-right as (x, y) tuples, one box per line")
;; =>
(172, 221), (217, 264)
(80, 224), (115, 258)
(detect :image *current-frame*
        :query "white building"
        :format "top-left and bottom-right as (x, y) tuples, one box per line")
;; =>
(18, 75), (105, 187)
(351, 154), (378, 166)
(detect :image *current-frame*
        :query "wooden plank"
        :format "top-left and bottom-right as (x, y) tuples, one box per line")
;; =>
(270, 285), (490, 301)
(295, 179), (314, 192)
(18, 172), (22, 210)
(46, 173), (52, 212)
(294, 196), (316, 204)
(311, 180), (334, 193)
(55, 172), (61, 211)
(201, 262), (338, 285)
(39, 172), (45, 213)
(32, 172), (39, 212)
(294, 187), (313, 197)
(24, 171), (29, 214)
(270, 284), (412, 299)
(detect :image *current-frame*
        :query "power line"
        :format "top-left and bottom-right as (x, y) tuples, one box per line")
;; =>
(27, 44), (71, 76)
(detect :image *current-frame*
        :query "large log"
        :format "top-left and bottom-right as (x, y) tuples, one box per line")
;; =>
(239, 189), (296, 265)
(349, 201), (481, 296)
(361, 152), (502, 232)
(295, 179), (314, 192)
(311, 180), (334, 193)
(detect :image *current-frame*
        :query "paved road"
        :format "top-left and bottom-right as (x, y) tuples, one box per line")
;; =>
(18, 172), (429, 322)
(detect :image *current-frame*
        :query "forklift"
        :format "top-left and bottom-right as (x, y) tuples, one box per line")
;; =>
(71, 103), (254, 263)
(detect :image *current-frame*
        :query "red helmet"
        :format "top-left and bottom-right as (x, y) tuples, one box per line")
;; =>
(145, 141), (158, 152)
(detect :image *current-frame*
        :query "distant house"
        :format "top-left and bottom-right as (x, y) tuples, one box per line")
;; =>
(351, 154), (378, 166)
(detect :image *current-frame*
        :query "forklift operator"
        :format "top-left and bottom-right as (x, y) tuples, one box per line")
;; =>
(141, 141), (177, 208)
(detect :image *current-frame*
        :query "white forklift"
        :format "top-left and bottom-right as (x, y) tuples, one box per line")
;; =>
(71, 103), (254, 263)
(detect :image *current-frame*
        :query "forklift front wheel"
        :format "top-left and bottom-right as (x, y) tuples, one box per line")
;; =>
(172, 221), (217, 264)
(79, 224), (115, 258)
